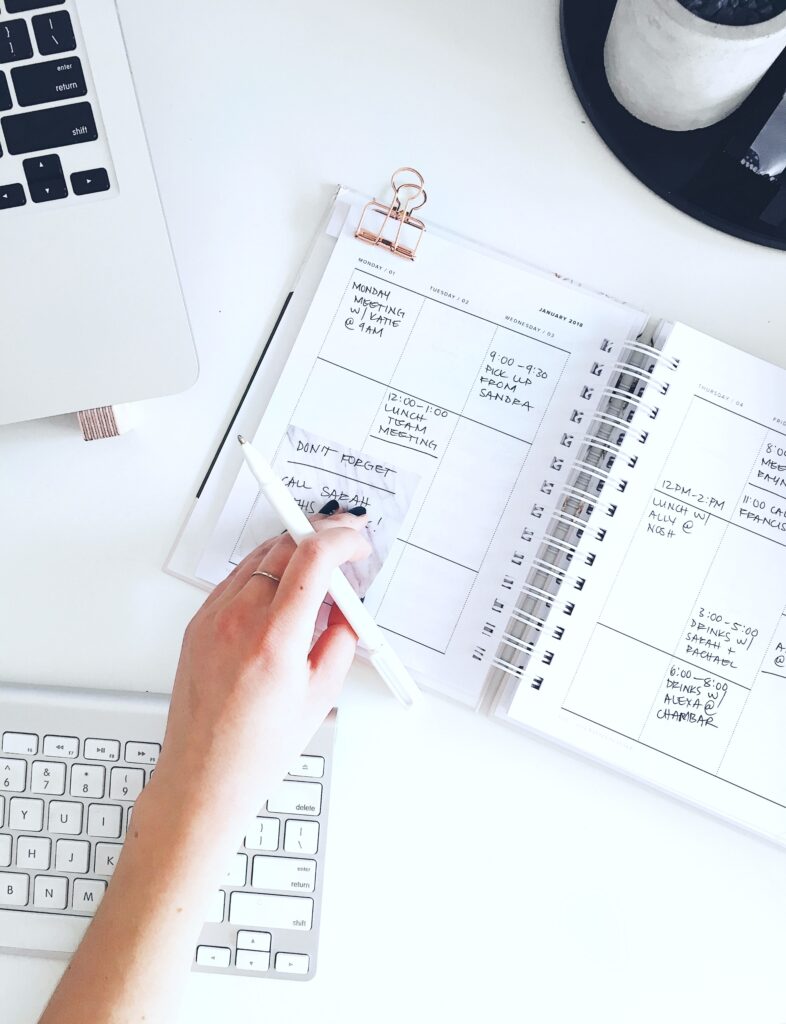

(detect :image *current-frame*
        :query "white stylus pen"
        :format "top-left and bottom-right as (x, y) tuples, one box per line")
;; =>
(238, 435), (420, 708)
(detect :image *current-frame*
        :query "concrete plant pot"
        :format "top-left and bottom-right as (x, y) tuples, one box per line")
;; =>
(604, 0), (786, 130)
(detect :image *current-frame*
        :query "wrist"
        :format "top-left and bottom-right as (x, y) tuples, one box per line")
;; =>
(141, 763), (245, 845)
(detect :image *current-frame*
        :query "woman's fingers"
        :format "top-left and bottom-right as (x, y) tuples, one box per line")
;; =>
(200, 537), (280, 611)
(308, 602), (357, 698)
(264, 521), (371, 649)
(210, 510), (360, 613)
(210, 533), (295, 611)
(231, 514), (370, 633)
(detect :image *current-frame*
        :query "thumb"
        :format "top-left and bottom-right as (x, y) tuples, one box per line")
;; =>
(308, 604), (358, 697)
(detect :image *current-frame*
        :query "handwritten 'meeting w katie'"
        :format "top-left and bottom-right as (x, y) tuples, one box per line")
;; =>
(196, 425), (420, 599)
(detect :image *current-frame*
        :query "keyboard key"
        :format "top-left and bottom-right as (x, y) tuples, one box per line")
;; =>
(48, 800), (83, 835)
(43, 735), (79, 758)
(283, 820), (319, 855)
(0, 20), (33, 64)
(23, 155), (67, 203)
(0, 184), (26, 210)
(2, 732), (37, 756)
(72, 877), (105, 913)
(6, 0), (65, 11)
(245, 816), (280, 851)
(0, 759), (26, 792)
(0, 72), (9, 111)
(55, 839), (89, 873)
(16, 835), (50, 869)
(70, 763), (105, 798)
(196, 945), (231, 969)
(8, 796), (44, 832)
(12, 57), (86, 108)
(32, 10), (75, 55)
(0, 835), (10, 867)
(222, 852), (247, 887)
(207, 890), (225, 923)
(109, 767), (145, 801)
(236, 930), (271, 952)
(275, 952), (309, 975)
(235, 949), (270, 972)
(0, 795), (3, 826)
(1, 101), (97, 155)
(28, 176), (67, 202)
(289, 755), (324, 779)
(87, 803), (122, 839)
(33, 875), (68, 910)
(83, 738), (120, 762)
(124, 742), (160, 766)
(30, 760), (66, 795)
(267, 781), (322, 816)
(251, 855), (316, 893)
(0, 872), (29, 906)
(71, 167), (109, 196)
(24, 153), (61, 180)
(228, 892), (313, 931)
(94, 842), (121, 876)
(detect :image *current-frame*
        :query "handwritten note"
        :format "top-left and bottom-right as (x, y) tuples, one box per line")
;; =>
(195, 426), (419, 598)
(270, 425), (419, 596)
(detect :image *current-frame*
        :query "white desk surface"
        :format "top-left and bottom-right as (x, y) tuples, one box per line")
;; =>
(2, 1), (785, 1021)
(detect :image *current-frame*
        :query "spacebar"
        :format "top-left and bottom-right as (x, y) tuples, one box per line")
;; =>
(0, 909), (89, 956)
(1, 102), (97, 156)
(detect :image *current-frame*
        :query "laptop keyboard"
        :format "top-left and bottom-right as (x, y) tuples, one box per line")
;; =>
(0, 0), (114, 210)
(0, 683), (336, 981)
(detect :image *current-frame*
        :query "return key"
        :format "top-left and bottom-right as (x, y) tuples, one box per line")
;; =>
(12, 57), (86, 108)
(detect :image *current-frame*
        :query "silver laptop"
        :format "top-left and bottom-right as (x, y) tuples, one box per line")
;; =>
(0, 0), (197, 425)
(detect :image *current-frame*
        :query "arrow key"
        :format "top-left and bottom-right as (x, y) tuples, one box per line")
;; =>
(71, 167), (109, 196)
(29, 176), (67, 203)
(23, 154), (67, 203)
(0, 184), (26, 210)
(24, 154), (62, 182)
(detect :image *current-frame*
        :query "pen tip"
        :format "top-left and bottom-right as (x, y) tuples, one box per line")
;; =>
(237, 434), (247, 446)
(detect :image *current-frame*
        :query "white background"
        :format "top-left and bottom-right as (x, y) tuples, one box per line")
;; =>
(2, 1), (786, 1021)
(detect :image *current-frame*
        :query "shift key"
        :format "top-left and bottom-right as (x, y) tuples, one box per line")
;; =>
(1, 101), (96, 155)
(229, 892), (313, 931)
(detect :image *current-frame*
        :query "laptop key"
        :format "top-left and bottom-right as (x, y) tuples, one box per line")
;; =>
(0, 72), (11, 112)
(23, 153), (62, 182)
(23, 152), (67, 202)
(32, 11), (76, 56)
(0, 184), (26, 209)
(71, 167), (109, 195)
(12, 56), (86, 108)
(1, 101), (97, 155)
(5, 0), (65, 12)
(0, 19), (33, 64)
(28, 177), (67, 203)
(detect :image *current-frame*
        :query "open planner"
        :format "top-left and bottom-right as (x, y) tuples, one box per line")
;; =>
(168, 170), (786, 846)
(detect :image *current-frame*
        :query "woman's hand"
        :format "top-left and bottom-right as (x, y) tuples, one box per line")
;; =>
(39, 511), (371, 1024)
(150, 511), (371, 835)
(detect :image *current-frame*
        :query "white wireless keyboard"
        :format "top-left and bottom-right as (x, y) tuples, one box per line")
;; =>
(0, 682), (336, 981)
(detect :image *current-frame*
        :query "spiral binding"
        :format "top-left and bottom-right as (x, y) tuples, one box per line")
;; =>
(490, 334), (679, 689)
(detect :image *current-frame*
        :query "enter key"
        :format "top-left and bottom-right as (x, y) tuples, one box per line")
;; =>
(12, 56), (86, 108)
(251, 856), (316, 893)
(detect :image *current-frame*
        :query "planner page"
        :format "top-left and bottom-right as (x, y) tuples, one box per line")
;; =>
(507, 325), (786, 841)
(197, 201), (646, 705)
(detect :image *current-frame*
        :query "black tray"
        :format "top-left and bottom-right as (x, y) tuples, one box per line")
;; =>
(561, 0), (786, 249)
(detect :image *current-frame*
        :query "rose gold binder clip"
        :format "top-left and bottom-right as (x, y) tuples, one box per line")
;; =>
(355, 167), (427, 260)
